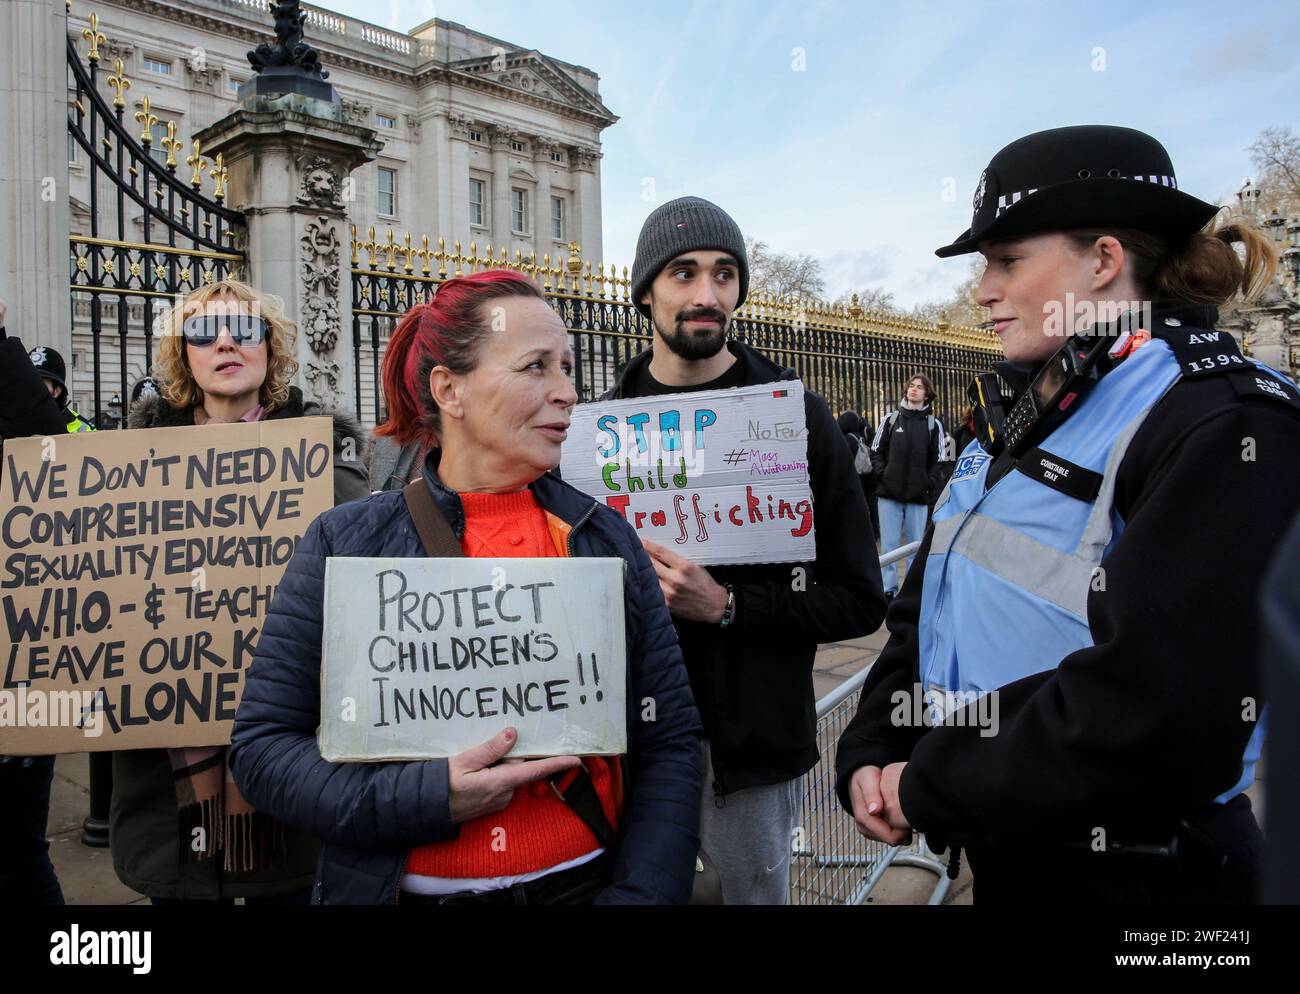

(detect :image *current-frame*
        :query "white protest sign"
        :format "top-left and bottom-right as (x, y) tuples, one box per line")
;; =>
(319, 557), (627, 761)
(559, 382), (815, 565)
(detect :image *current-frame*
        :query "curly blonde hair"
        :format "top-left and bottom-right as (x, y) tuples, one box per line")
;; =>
(152, 279), (299, 412)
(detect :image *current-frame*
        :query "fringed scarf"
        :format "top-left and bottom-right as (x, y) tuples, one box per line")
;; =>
(164, 402), (285, 872)
(168, 746), (288, 873)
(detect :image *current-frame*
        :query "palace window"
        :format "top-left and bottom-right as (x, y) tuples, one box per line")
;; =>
(550, 150), (565, 164)
(376, 113), (397, 130)
(469, 178), (486, 227)
(142, 56), (172, 76)
(510, 139), (526, 154)
(149, 121), (169, 165)
(377, 166), (397, 217)
(550, 196), (565, 241)
(511, 188), (529, 235)
(468, 128), (484, 144)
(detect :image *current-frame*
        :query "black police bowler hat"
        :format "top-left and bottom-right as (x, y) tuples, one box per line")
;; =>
(28, 344), (68, 389)
(936, 125), (1221, 258)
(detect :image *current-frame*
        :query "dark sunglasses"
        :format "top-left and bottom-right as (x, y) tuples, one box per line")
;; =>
(181, 313), (269, 347)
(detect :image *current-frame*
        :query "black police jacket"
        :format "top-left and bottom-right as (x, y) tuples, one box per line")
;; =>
(836, 306), (1300, 856)
(602, 340), (886, 794)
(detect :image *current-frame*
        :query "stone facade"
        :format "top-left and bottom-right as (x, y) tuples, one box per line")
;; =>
(56, 0), (615, 418)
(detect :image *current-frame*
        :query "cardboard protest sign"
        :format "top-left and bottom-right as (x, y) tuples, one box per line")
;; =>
(559, 382), (815, 565)
(318, 557), (627, 761)
(0, 419), (334, 752)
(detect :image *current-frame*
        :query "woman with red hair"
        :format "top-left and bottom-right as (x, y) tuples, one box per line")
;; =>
(230, 270), (705, 904)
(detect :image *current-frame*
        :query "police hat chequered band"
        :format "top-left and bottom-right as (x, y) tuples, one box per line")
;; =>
(990, 174), (1179, 220)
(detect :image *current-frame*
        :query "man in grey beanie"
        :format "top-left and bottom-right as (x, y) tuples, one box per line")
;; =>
(600, 197), (885, 904)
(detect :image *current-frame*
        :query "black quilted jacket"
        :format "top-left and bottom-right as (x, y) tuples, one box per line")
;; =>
(230, 454), (705, 904)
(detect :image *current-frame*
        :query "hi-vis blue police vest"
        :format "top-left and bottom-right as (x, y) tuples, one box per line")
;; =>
(920, 320), (1295, 806)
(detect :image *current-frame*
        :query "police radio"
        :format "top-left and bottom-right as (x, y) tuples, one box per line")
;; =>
(966, 371), (1014, 456)
(999, 333), (1116, 457)
(972, 306), (1148, 459)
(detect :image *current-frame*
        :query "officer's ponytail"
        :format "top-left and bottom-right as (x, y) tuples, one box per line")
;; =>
(1067, 217), (1280, 310)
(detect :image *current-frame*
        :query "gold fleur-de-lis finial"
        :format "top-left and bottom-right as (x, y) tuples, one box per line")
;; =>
(82, 12), (106, 63)
(186, 139), (207, 189)
(161, 121), (182, 170)
(106, 58), (131, 108)
(134, 96), (157, 145)
(211, 153), (229, 201)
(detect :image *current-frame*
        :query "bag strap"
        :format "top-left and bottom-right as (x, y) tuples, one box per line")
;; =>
(402, 479), (463, 558)
(402, 478), (618, 849)
(551, 760), (617, 850)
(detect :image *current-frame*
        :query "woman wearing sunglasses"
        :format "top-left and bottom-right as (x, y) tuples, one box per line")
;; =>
(110, 278), (369, 904)
(835, 126), (1300, 904)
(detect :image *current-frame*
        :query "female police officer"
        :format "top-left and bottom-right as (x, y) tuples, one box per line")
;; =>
(835, 125), (1300, 904)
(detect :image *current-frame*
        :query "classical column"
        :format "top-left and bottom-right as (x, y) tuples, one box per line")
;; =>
(0, 0), (72, 356)
(572, 145), (603, 263)
(196, 95), (380, 415)
(431, 112), (454, 239)
(447, 113), (472, 243)
(489, 125), (514, 249)
(533, 138), (557, 257)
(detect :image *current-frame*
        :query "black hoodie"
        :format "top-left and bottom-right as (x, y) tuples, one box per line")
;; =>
(600, 340), (886, 794)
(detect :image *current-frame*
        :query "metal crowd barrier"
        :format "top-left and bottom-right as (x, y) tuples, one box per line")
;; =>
(790, 541), (953, 905)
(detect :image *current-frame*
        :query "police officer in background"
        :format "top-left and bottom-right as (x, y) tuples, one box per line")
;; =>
(835, 125), (1300, 904)
(28, 344), (95, 433)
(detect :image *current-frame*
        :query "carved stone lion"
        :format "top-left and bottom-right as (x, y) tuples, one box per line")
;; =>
(296, 157), (343, 209)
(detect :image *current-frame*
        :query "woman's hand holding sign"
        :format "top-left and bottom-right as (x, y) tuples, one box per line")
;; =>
(447, 727), (581, 824)
(643, 539), (730, 623)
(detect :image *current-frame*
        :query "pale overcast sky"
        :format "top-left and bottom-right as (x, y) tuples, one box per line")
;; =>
(322, 0), (1298, 309)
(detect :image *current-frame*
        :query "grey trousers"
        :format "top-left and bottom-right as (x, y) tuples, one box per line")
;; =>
(698, 741), (801, 906)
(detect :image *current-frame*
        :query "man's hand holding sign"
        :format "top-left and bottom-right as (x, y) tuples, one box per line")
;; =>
(642, 539), (729, 623)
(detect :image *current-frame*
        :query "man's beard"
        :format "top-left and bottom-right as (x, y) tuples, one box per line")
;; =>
(654, 307), (730, 361)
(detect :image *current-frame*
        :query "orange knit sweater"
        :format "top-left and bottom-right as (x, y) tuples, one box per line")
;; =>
(405, 489), (620, 879)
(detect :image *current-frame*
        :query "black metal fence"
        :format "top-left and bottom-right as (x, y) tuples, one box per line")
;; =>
(350, 228), (999, 435)
(67, 14), (246, 427)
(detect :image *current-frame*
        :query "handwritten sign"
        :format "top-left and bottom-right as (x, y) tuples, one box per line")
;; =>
(0, 420), (334, 752)
(318, 557), (627, 761)
(560, 382), (815, 565)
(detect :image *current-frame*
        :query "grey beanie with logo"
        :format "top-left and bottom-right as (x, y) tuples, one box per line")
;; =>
(630, 196), (749, 318)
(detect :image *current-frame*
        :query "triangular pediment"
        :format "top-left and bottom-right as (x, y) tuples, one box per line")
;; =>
(451, 50), (615, 121)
